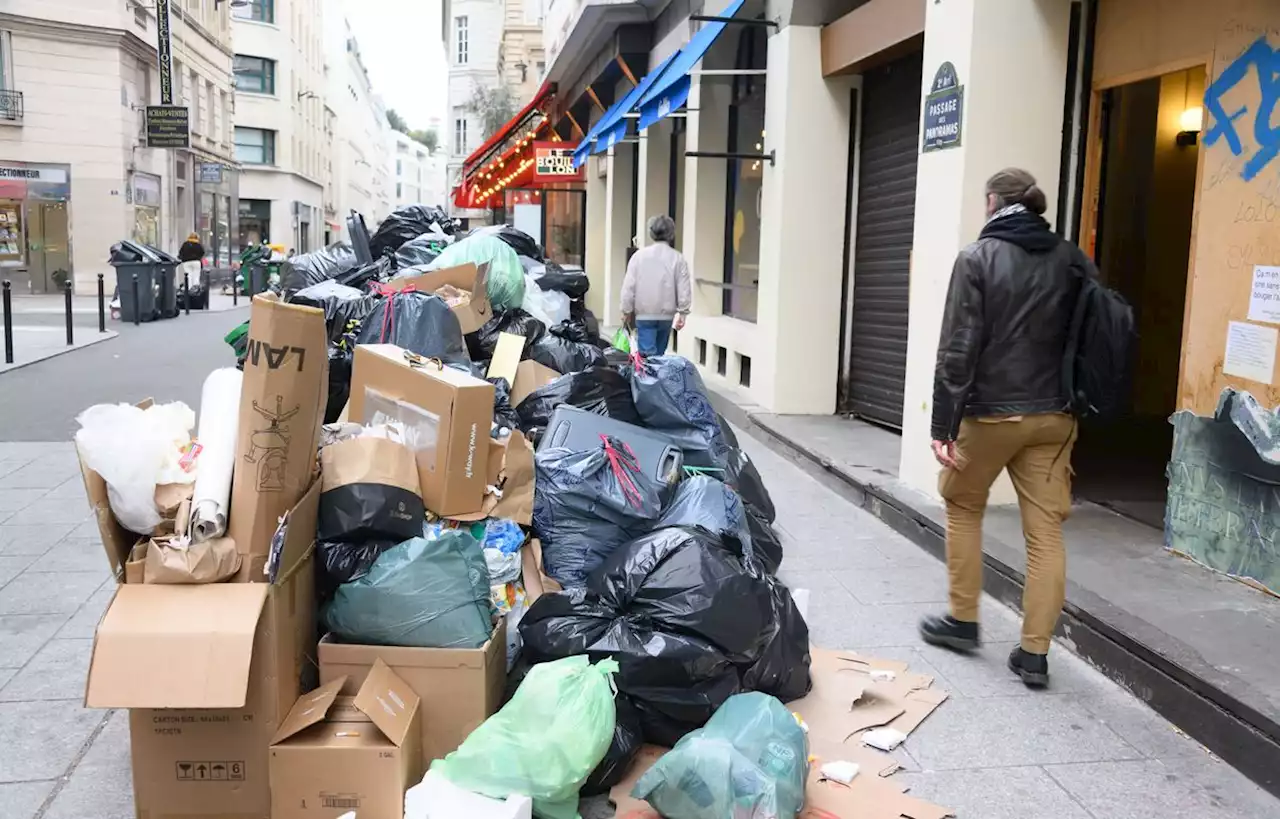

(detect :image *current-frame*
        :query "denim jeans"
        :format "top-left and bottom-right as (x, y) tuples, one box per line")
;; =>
(635, 319), (673, 356)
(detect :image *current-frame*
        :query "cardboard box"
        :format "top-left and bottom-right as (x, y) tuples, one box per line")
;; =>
(348, 344), (494, 517)
(270, 660), (423, 819)
(81, 458), (319, 819)
(228, 295), (328, 570)
(317, 620), (506, 765)
(510, 360), (560, 408)
(382, 262), (491, 333)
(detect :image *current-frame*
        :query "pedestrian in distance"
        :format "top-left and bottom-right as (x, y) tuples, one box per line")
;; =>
(178, 232), (205, 263)
(621, 214), (692, 356)
(919, 168), (1095, 688)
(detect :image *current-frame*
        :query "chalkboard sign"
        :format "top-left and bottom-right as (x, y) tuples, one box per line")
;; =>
(922, 62), (964, 153)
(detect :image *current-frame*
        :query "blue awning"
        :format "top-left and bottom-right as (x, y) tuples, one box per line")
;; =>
(572, 99), (627, 168)
(590, 50), (683, 155)
(637, 0), (747, 131)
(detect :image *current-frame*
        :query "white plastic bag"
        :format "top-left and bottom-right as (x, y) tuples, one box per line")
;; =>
(521, 274), (571, 327)
(75, 401), (197, 535)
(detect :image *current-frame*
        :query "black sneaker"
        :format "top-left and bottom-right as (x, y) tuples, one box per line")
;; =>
(918, 614), (980, 651)
(1008, 647), (1050, 688)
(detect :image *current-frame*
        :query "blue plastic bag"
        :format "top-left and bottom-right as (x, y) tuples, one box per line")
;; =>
(631, 356), (731, 469)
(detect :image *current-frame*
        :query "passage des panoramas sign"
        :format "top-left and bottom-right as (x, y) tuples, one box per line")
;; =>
(533, 142), (584, 183)
(146, 106), (190, 149)
(922, 62), (964, 153)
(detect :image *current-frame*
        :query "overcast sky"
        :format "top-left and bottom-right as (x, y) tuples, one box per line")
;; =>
(343, 0), (449, 131)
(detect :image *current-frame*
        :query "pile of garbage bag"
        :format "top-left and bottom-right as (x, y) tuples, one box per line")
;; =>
(370, 204), (456, 261)
(520, 526), (811, 747)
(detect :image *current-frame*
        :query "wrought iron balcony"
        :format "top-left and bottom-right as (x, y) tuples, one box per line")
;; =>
(0, 90), (23, 122)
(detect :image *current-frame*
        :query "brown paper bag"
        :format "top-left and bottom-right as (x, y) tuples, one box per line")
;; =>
(492, 430), (535, 525)
(144, 536), (242, 584)
(227, 295), (328, 568)
(318, 435), (424, 542)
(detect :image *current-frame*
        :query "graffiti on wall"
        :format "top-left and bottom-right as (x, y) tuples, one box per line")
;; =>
(1203, 35), (1280, 182)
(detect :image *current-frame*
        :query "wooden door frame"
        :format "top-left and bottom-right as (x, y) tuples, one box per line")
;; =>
(1076, 54), (1212, 410)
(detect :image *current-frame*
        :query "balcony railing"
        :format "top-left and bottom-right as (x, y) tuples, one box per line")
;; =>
(0, 90), (23, 122)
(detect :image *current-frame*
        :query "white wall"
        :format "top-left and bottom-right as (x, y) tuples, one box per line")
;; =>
(447, 0), (504, 216)
(897, 0), (1072, 499)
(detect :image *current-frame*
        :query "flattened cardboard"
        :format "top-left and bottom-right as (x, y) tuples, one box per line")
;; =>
(271, 661), (423, 819)
(348, 344), (494, 516)
(228, 295), (327, 564)
(318, 619), (506, 765)
(521, 538), (561, 603)
(385, 262), (491, 333)
(510, 359), (560, 408)
(491, 430), (535, 525)
(487, 331), (526, 385)
(85, 582), (269, 709)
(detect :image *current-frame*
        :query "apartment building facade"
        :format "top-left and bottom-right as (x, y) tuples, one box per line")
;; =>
(0, 0), (238, 293)
(232, 0), (325, 254)
(447, 0), (504, 220)
(390, 130), (448, 209)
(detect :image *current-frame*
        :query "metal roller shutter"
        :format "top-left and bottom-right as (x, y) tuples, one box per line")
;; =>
(848, 51), (923, 429)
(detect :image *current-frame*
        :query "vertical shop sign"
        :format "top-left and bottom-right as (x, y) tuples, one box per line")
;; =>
(922, 62), (964, 153)
(156, 0), (174, 104)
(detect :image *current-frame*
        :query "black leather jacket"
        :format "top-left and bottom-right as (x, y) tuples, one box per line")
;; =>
(931, 210), (1087, 441)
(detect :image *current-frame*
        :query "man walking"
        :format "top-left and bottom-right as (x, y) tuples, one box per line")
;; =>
(621, 215), (692, 356)
(919, 168), (1090, 688)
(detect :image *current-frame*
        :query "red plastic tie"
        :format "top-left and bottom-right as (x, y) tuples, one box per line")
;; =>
(601, 435), (645, 509)
(374, 283), (417, 342)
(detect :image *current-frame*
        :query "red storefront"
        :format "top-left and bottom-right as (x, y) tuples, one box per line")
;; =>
(452, 85), (588, 266)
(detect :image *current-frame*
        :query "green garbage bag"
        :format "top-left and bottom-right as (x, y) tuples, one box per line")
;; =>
(612, 327), (631, 353)
(432, 656), (620, 819)
(632, 692), (809, 819)
(323, 529), (494, 648)
(429, 234), (526, 311)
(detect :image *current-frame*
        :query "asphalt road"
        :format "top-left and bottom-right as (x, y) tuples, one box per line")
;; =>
(0, 307), (249, 441)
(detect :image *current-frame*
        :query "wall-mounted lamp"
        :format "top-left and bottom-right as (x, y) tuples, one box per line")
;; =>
(298, 91), (319, 102)
(516, 60), (529, 83)
(1177, 106), (1202, 147)
(215, 0), (251, 8)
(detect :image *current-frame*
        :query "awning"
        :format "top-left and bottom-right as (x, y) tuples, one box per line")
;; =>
(638, 0), (746, 132)
(589, 50), (684, 156)
(572, 97), (629, 168)
(461, 82), (554, 176)
(453, 84), (557, 210)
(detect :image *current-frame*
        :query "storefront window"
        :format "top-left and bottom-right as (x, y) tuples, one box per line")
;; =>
(239, 198), (272, 248)
(545, 189), (586, 267)
(0, 200), (23, 265)
(722, 25), (767, 323)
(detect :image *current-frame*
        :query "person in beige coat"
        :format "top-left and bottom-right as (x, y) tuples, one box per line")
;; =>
(621, 215), (692, 355)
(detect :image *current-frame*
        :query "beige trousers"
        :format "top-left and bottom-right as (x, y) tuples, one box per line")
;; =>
(938, 413), (1077, 654)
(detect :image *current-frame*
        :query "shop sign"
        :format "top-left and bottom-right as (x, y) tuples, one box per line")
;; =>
(156, 0), (174, 104)
(533, 142), (584, 183)
(146, 105), (190, 148)
(0, 165), (68, 184)
(198, 163), (223, 184)
(922, 62), (964, 153)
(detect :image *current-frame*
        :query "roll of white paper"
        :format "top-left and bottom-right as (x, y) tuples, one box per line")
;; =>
(190, 367), (244, 542)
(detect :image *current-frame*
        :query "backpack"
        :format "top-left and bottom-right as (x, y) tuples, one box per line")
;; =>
(1062, 259), (1136, 418)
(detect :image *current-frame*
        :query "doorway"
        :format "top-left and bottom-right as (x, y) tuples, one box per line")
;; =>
(27, 202), (71, 294)
(1074, 66), (1204, 528)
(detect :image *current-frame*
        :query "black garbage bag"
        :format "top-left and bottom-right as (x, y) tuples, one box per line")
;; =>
(550, 319), (592, 344)
(467, 309), (547, 361)
(318, 539), (398, 589)
(325, 342), (354, 424)
(657, 475), (754, 558)
(336, 257), (392, 292)
(531, 438), (665, 588)
(291, 280), (383, 344)
(472, 224), (543, 261)
(583, 306), (601, 341)
(580, 691), (644, 795)
(529, 333), (607, 374)
(516, 367), (641, 436)
(281, 242), (360, 296)
(631, 356), (732, 469)
(369, 204), (452, 258)
(489, 377), (520, 432)
(744, 504), (783, 575)
(520, 526), (811, 746)
(535, 261), (590, 299)
(714, 413), (777, 524)
(394, 233), (445, 269)
(355, 290), (470, 365)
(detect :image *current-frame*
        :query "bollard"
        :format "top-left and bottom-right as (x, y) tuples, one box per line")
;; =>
(2, 280), (12, 365)
(131, 273), (141, 327)
(63, 279), (73, 346)
(97, 273), (106, 333)
(183, 269), (191, 317)
(203, 271), (210, 311)
(232, 271), (238, 306)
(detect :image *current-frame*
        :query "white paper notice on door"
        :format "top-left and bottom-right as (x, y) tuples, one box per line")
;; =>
(1224, 321), (1278, 384)
(1249, 265), (1280, 324)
